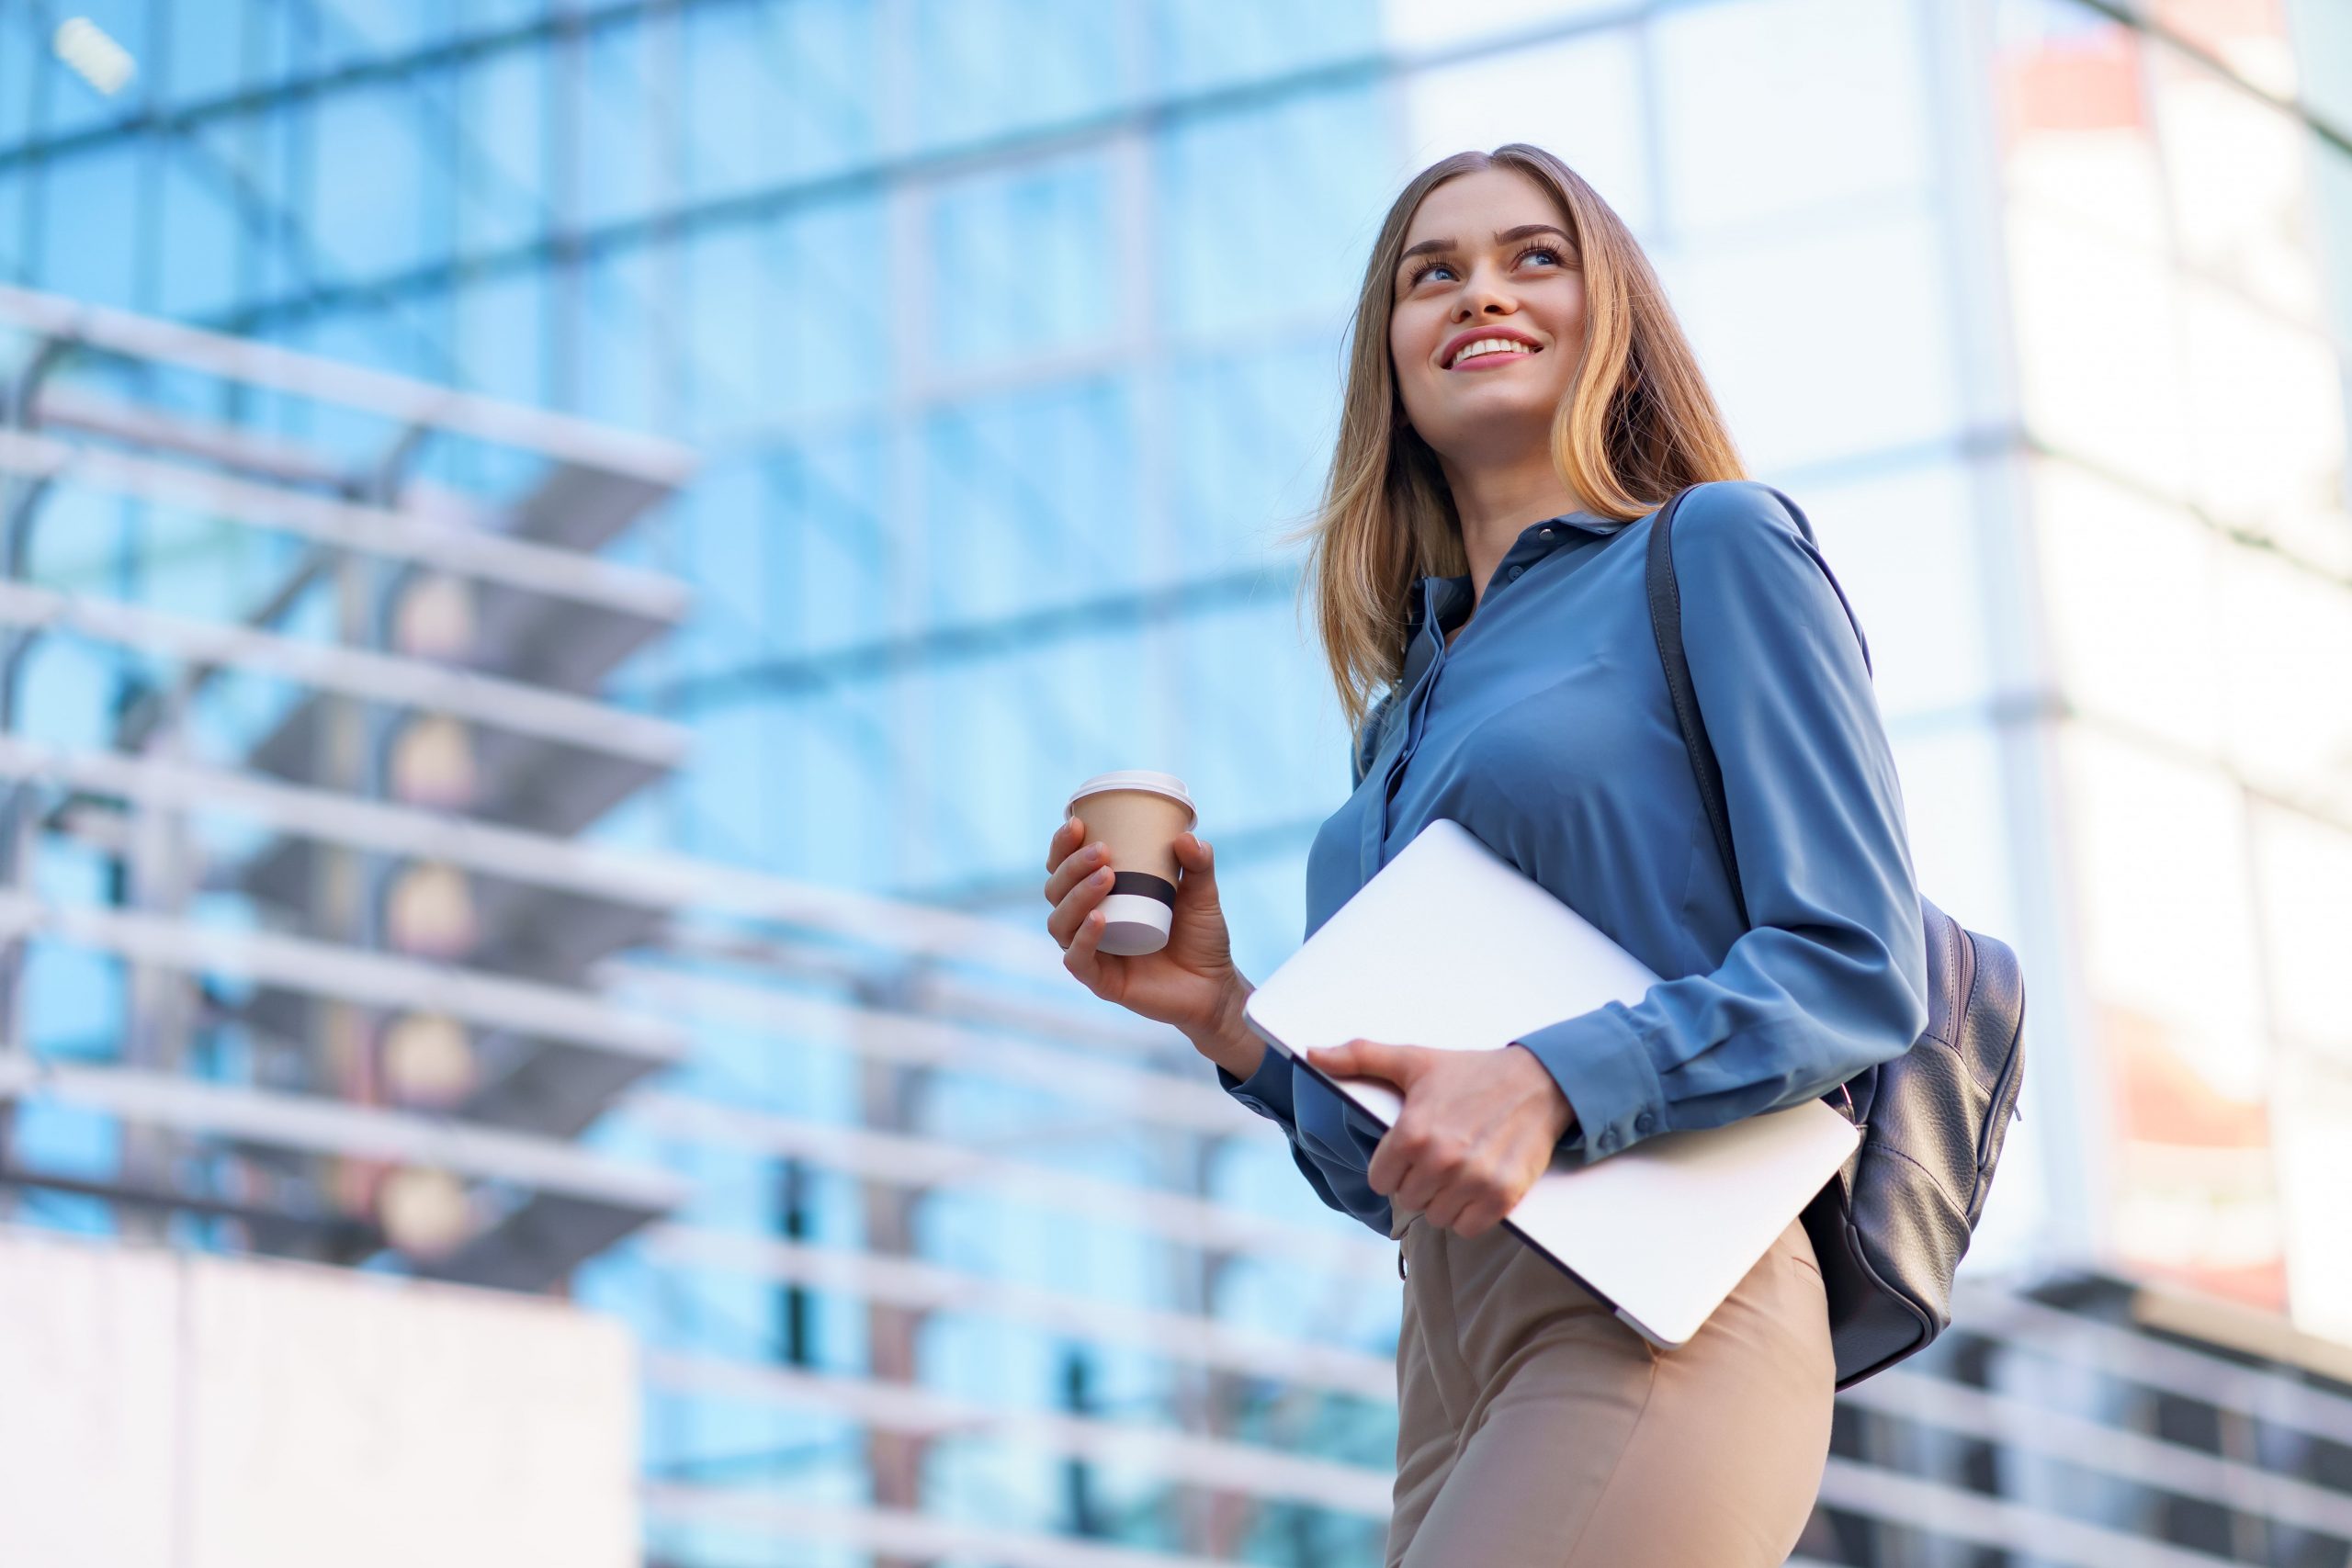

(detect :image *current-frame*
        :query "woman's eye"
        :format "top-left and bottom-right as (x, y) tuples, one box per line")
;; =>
(1408, 244), (1564, 288)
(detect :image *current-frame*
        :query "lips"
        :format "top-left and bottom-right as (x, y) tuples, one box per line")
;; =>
(1439, 327), (1544, 370)
(1449, 344), (1537, 371)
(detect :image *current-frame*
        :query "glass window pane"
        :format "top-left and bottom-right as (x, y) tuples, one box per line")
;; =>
(312, 85), (427, 277)
(578, 246), (669, 433)
(765, 196), (892, 423)
(1166, 343), (1340, 578)
(1396, 26), (1652, 239)
(575, 20), (662, 231)
(2274, 1049), (2352, 1342)
(0, 169), (24, 281)
(931, 152), (1117, 373)
(1149, 0), (1378, 96)
(2152, 42), (2325, 326)
(458, 45), (547, 256)
(454, 268), (547, 407)
(775, 423), (890, 654)
(2033, 462), (2223, 754)
(2006, 207), (2190, 493)
(160, 0), (249, 107)
(157, 147), (243, 321)
(2249, 806), (2352, 1060)
(1658, 203), (1958, 473)
(1804, 459), (1996, 724)
(1887, 716), (2027, 1000)
(1154, 85), (1393, 338)
(0, 20), (40, 146)
(2179, 279), (2349, 571)
(922, 378), (1138, 625)
(910, 0), (1128, 152)
(1657, 0), (1932, 235)
(683, 0), (876, 202)
(682, 224), (767, 444)
(1382, 0), (1625, 51)
(2064, 728), (2267, 1095)
(40, 145), (141, 307)
(2213, 545), (2352, 812)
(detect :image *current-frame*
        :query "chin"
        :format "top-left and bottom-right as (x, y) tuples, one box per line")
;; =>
(1421, 404), (1556, 457)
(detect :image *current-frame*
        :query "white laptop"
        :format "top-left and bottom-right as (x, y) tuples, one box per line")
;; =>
(1242, 817), (1858, 1349)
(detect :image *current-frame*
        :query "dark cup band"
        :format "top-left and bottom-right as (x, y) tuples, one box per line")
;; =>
(1110, 871), (1177, 908)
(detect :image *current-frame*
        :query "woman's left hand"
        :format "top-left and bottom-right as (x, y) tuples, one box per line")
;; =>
(1306, 1039), (1578, 1239)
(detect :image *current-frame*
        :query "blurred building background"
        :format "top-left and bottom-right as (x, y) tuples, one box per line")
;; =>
(0, 0), (2348, 1565)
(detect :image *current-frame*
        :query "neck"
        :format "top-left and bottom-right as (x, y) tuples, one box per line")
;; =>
(1439, 447), (1587, 607)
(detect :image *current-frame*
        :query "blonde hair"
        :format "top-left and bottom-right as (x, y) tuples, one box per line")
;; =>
(1279, 144), (1748, 740)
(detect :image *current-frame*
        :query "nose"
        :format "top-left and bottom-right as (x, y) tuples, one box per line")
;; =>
(1453, 266), (1520, 322)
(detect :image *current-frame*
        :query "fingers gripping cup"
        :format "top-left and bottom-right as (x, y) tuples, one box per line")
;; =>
(1065, 771), (1198, 956)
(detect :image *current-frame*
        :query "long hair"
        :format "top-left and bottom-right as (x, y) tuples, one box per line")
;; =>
(1279, 143), (1748, 740)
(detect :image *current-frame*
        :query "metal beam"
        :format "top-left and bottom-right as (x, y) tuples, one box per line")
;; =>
(0, 582), (684, 761)
(637, 1224), (1394, 1401)
(645, 1350), (1393, 1517)
(0, 284), (697, 484)
(0, 893), (683, 1063)
(609, 964), (1246, 1131)
(1953, 1284), (2352, 1449)
(624, 1091), (1396, 1280)
(0, 428), (688, 619)
(1815, 1453), (2245, 1568)
(0, 0), (749, 175)
(649, 562), (1298, 712)
(0, 738), (1069, 980)
(0, 1054), (684, 1209)
(641, 1485), (1241, 1568)
(1841, 1363), (2352, 1540)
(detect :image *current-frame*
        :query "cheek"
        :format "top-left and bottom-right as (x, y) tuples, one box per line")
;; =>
(1389, 319), (1424, 375)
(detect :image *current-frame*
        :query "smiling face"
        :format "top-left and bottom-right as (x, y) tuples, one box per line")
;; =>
(1388, 166), (1588, 475)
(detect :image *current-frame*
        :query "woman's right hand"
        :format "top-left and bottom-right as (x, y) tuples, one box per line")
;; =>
(1044, 817), (1247, 1048)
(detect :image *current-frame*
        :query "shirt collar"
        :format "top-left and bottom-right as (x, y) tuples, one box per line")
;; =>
(1405, 509), (1625, 638)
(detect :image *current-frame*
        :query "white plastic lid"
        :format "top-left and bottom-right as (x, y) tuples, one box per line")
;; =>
(1067, 770), (1197, 826)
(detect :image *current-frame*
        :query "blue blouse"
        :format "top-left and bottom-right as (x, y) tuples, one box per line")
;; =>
(1216, 480), (1930, 1240)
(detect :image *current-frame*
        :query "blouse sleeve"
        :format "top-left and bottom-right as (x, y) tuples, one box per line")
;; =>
(1509, 481), (1930, 1165)
(1216, 1048), (1394, 1237)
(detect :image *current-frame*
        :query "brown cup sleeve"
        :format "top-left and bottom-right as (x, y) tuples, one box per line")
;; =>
(1110, 872), (1177, 908)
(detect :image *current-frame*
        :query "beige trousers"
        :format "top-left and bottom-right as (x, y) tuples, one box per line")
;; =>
(1385, 1201), (1835, 1567)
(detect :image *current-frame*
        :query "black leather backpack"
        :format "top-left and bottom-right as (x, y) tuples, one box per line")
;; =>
(1645, 481), (2028, 1390)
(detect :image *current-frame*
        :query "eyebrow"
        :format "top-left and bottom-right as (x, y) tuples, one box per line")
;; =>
(1397, 223), (1573, 275)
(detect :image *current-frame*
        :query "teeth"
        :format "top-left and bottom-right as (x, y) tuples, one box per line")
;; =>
(1450, 338), (1534, 368)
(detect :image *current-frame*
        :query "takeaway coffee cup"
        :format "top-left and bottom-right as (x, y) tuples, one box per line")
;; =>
(1064, 771), (1198, 956)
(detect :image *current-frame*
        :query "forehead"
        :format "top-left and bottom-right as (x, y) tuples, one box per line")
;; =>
(1402, 167), (1567, 243)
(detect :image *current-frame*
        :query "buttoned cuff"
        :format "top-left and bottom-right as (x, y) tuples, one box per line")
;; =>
(1216, 1043), (1297, 1124)
(1510, 1001), (1666, 1161)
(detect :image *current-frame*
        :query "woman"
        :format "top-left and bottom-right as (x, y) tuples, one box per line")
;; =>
(1042, 143), (1928, 1566)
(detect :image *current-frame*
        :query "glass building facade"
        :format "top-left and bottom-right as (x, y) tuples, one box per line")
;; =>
(2, 0), (2348, 1564)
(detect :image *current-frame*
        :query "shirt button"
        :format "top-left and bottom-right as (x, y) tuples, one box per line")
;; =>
(1539, 527), (1553, 536)
(1506, 565), (1523, 580)
(1635, 1111), (1656, 1134)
